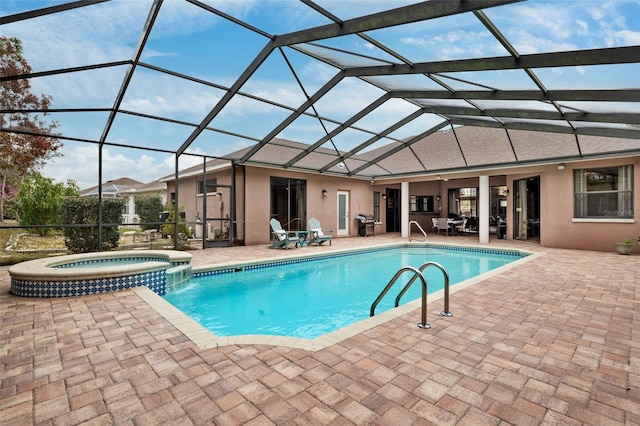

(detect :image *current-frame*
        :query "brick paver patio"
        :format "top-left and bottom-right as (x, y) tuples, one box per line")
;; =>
(1, 235), (638, 425)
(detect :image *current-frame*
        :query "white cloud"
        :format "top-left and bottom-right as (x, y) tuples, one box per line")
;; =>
(510, 31), (576, 55)
(613, 29), (640, 45)
(401, 31), (494, 60)
(39, 144), (177, 189)
(576, 19), (588, 34)
(401, 37), (427, 47)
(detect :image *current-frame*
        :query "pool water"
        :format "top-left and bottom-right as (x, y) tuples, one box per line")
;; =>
(163, 247), (523, 339)
(53, 258), (167, 269)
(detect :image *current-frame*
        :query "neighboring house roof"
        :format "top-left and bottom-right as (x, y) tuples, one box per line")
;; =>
(81, 178), (166, 197)
(80, 177), (143, 197)
(121, 179), (167, 195)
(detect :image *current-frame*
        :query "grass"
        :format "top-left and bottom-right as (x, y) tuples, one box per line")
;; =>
(0, 226), (66, 266)
(1, 223), (195, 266)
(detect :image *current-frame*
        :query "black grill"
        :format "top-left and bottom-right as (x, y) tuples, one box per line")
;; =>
(356, 214), (375, 237)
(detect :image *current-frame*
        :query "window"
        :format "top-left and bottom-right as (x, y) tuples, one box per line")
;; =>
(458, 187), (478, 218)
(410, 195), (435, 213)
(373, 191), (381, 222)
(574, 165), (633, 218)
(198, 179), (217, 195)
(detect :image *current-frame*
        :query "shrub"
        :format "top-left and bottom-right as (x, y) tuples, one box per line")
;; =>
(14, 173), (79, 235)
(161, 206), (190, 239)
(61, 197), (124, 253)
(134, 194), (164, 230)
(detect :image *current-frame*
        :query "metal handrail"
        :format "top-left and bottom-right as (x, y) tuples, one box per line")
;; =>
(370, 266), (431, 329)
(408, 220), (427, 242)
(395, 261), (453, 317)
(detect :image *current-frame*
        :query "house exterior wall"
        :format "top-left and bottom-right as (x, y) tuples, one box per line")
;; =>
(167, 168), (234, 240)
(527, 156), (639, 252)
(403, 176), (507, 233)
(169, 155), (638, 252)
(242, 167), (377, 245)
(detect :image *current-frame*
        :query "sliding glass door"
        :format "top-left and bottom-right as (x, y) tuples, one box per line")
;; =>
(270, 177), (306, 232)
(513, 176), (540, 241)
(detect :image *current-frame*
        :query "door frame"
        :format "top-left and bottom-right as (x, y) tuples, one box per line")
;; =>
(337, 190), (349, 236)
(513, 176), (540, 241)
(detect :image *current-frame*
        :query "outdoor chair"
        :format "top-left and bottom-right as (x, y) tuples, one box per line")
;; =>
(436, 218), (449, 236)
(455, 218), (468, 235)
(308, 217), (333, 246)
(269, 218), (298, 249)
(431, 217), (439, 232)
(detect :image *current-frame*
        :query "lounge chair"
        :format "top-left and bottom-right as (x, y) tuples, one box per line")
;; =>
(269, 218), (298, 249)
(308, 217), (333, 246)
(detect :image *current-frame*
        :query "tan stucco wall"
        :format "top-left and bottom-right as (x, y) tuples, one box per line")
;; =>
(404, 176), (508, 233)
(242, 167), (377, 245)
(169, 155), (638, 251)
(167, 168), (236, 240)
(517, 156), (639, 252)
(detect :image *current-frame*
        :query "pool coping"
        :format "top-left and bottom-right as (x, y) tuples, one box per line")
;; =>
(8, 250), (193, 281)
(135, 242), (542, 351)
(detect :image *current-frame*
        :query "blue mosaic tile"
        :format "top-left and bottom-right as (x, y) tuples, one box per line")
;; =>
(11, 269), (167, 298)
(191, 244), (526, 280)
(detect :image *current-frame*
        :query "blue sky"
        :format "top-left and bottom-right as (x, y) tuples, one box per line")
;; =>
(1, 0), (639, 189)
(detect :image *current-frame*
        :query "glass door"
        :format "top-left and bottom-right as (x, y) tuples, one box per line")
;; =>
(337, 190), (349, 236)
(513, 176), (540, 241)
(270, 177), (306, 232)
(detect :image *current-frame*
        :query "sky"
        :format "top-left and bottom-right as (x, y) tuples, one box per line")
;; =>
(1, 0), (639, 189)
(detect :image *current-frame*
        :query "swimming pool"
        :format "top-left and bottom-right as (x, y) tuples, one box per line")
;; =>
(163, 245), (526, 339)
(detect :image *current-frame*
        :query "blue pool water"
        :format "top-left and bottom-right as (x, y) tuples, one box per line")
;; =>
(163, 246), (524, 339)
(53, 258), (167, 269)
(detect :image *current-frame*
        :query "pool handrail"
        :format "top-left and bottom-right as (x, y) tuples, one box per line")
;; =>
(395, 261), (453, 318)
(370, 266), (431, 329)
(408, 220), (427, 242)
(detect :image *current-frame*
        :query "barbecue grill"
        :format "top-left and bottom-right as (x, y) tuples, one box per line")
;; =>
(356, 214), (375, 237)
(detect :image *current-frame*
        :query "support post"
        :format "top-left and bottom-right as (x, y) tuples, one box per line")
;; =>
(401, 181), (409, 238)
(479, 175), (490, 243)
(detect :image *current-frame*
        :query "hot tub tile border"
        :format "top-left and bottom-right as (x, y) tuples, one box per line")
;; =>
(11, 270), (167, 298)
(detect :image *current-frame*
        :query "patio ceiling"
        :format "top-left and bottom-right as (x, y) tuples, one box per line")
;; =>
(2, 0), (639, 181)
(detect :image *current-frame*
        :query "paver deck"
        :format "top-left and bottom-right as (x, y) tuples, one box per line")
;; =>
(1, 234), (638, 425)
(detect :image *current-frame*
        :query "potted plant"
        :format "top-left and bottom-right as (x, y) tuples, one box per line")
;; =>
(615, 237), (634, 255)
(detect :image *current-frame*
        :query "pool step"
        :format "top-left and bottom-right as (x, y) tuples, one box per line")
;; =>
(166, 264), (193, 289)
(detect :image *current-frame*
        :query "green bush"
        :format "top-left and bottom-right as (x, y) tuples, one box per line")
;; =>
(14, 173), (79, 236)
(134, 194), (164, 230)
(61, 197), (124, 253)
(161, 206), (190, 239)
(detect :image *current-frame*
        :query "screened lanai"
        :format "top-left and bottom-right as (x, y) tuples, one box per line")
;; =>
(2, 0), (639, 185)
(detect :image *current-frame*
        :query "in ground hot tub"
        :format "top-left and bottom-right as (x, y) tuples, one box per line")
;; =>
(9, 250), (192, 298)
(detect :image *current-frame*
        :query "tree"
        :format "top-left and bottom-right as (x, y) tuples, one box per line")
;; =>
(14, 172), (79, 236)
(0, 36), (62, 222)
